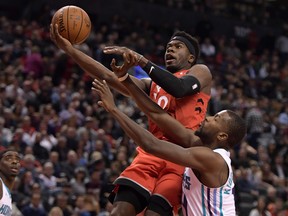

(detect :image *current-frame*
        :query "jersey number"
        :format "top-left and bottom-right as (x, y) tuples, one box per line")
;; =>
(155, 95), (168, 109)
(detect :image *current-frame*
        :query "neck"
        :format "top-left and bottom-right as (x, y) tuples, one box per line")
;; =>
(0, 173), (13, 190)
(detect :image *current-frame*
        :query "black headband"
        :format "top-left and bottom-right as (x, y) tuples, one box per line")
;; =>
(170, 36), (196, 56)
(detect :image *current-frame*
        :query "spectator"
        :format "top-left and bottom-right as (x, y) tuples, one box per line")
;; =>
(249, 196), (271, 216)
(0, 116), (12, 146)
(49, 151), (62, 178)
(38, 162), (62, 194)
(23, 45), (44, 78)
(200, 37), (216, 58)
(275, 26), (288, 65)
(70, 167), (88, 196)
(50, 136), (69, 161)
(48, 207), (63, 216)
(60, 150), (81, 180)
(21, 192), (47, 216)
(73, 195), (90, 216)
(54, 193), (73, 216)
(245, 100), (265, 149)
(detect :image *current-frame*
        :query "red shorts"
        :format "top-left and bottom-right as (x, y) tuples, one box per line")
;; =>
(114, 147), (184, 208)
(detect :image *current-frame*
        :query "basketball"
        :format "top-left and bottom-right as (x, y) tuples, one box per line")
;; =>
(51, 5), (91, 45)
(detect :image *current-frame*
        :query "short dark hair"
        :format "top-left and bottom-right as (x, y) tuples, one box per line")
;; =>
(226, 110), (247, 148)
(170, 31), (200, 65)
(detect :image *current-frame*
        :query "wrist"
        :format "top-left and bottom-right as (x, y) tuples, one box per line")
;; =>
(142, 61), (154, 75)
(109, 107), (118, 114)
(137, 55), (149, 67)
(137, 55), (143, 64)
(66, 45), (75, 55)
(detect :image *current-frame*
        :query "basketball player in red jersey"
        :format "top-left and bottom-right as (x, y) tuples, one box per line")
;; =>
(50, 26), (212, 216)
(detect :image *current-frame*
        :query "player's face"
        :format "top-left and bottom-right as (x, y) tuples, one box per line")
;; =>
(0, 151), (21, 177)
(165, 40), (192, 73)
(195, 111), (229, 144)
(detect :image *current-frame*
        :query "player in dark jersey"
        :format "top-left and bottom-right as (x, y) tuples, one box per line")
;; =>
(50, 26), (212, 216)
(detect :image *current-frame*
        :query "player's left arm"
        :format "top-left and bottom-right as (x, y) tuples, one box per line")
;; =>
(141, 62), (212, 97)
(103, 46), (212, 98)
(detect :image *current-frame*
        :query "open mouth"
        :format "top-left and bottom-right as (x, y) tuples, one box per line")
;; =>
(165, 54), (175, 63)
(10, 167), (19, 173)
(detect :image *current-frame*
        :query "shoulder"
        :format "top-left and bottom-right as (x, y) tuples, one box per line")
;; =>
(188, 64), (212, 79)
(191, 64), (210, 72)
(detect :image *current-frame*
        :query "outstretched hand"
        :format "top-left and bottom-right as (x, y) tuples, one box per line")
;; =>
(91, 79), (116, 112)
(104, 46), (139, 60)
(50, 24), (72, 51)
(110, 51), (137, 78)
(103, 46), (139, 78)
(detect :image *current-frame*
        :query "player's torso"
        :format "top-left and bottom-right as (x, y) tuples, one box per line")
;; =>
(148, 70), (210, 140)
(0, 179), (12, 216)
(181, 149), (236, 216)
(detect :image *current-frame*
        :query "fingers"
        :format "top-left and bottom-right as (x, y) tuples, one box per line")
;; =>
(54, 24), (63, 39)
(103, 46), (121, 54)
(92, 78), (103, 89)
(97, 101), (104, 107)
(103, 46), (118, 50)
(50, 24), (61, 43)
(103, 46), (131, 55)
(123, 53), (131, 64)
(92, 79), (109, 94)
(50, 24), (55, 42)
(110, 58), (120, 72)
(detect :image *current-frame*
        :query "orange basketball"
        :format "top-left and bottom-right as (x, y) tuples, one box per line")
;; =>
(51, 5), (91, 45)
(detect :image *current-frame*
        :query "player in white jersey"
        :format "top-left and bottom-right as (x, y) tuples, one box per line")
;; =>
(91, 71), (246, 216)
(182, 148), (235, 215)
(0, 150), (20, 216)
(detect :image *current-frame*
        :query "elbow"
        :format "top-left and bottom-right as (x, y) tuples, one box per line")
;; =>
(166, 89), (184, 98)
(170, 92), (184, 98)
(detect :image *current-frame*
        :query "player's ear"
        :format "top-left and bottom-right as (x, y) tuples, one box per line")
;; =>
(217, 132), (228, 141)
(188, 54), (194, 64)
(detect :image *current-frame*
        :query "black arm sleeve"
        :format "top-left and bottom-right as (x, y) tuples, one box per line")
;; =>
(142, 61), (201, 98)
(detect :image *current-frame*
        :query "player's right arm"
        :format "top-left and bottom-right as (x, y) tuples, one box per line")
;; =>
(49, 24), (150, 96)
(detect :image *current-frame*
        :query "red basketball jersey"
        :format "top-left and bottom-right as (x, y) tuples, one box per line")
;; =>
(148, 69), (210, 140)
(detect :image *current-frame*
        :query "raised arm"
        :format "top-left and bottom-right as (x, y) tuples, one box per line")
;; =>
(103, 46), (212, 98)
(92, 79), (227, 187)
(49, 24), (150, 96)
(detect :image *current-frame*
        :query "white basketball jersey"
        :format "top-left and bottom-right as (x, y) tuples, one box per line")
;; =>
(182, 149), (236, 216)
(0, 178), (12, 216)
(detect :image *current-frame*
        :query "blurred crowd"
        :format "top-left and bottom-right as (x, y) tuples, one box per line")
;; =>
(0, 1), (288, 216)
(140, 0), (287, 26)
